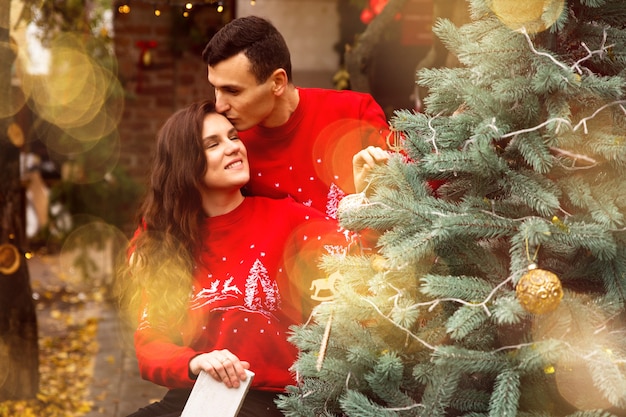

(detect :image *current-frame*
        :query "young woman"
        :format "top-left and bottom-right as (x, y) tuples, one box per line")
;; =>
(119, 100), (350, 417)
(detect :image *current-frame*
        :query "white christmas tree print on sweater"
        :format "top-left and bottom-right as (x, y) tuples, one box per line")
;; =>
(188, 258), (281, 319)
(245, 259), (280, 312)
(326, 183), (345, 219)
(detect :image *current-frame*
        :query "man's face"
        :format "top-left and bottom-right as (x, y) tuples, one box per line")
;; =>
(208, 53), (276, 131)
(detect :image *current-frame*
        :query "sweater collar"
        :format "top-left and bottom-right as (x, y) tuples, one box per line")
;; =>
(202, 197), (252, 232)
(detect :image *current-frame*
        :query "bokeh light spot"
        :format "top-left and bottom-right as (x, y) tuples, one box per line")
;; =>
(0, 41), (28, 119)
(313, 119), (382, 194)
(59, 220), (128, 287)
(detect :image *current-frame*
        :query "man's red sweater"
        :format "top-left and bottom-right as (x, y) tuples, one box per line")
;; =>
(240, 88), (389, 218)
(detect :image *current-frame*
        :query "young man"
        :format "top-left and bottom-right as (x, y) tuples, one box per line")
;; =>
(202, 16), (390, 219)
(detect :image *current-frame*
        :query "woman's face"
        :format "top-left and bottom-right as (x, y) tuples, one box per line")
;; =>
(200, 113), (250, 192)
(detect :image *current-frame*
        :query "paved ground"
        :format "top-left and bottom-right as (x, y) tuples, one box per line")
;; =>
(27, 253), (168, 417)
(83, 304), (168, 417)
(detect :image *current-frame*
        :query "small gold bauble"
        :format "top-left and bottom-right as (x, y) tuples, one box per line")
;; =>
(370, 254), (389, 272)
(515, 267), (563, 314)
(0, 243), (21, 275)
(490, 0), (565, 33)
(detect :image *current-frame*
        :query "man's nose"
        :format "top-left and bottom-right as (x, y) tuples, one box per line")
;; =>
(214, 91), (229, 114)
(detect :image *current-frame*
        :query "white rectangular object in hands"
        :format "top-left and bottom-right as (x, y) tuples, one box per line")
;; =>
(181, 369), (255, 417)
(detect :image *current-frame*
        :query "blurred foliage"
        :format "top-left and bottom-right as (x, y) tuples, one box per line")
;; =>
(18, 0), (113, 48)
(49, 166), (143, 237)
(16, 0), (143, 278)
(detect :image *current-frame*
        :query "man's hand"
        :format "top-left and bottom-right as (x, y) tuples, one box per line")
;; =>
(189, 349), (250, 388)
(352, 146), (390, 194)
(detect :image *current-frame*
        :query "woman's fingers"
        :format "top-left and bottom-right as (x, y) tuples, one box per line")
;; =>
(190, 349), (251, 388)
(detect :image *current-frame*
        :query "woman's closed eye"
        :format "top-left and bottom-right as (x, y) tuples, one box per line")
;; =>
(204, 140), (218, 149)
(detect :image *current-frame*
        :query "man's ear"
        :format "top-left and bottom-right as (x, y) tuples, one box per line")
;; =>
(270, 68), (288, 95)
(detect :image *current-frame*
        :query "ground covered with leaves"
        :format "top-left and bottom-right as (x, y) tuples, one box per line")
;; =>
(0, 254), (106, 417)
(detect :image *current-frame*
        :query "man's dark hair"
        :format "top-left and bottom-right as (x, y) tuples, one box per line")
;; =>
(202, 16), (292, 84)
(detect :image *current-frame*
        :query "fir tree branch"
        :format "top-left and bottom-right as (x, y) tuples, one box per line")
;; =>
(417, 274), (516, 318)
(520, 27), (571, 72)
(573, 29), (614, 75)
(499, 117), (570, 140)
(361, 297), (437, 351)
(492, 99), (626, 169)
(573, 99), (626, 134)
(492, 341), (537, 353)
(549, 147), (598, 167)
(520, 26), (614, 75)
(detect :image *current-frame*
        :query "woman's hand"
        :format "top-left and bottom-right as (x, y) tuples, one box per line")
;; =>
(353, 146), (390, 194)
(189, 349), (250, 388)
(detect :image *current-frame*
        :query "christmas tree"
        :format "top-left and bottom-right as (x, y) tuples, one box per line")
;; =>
(278, 0), (626, 416)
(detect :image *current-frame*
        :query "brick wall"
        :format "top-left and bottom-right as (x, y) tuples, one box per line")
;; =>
(113, 2), (228, 185)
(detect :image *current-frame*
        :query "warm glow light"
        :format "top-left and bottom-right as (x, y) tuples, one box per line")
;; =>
(217, 2), (224, 12)
(118, 4), (130, 13)
(154, 8), (161, 16)
(250, 0), (256, 5)
(185, 2), (193, 9)
(312, 119), (383, 193)
(183, 10), (189, 17)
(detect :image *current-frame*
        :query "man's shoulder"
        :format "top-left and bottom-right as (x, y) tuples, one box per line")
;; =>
(300, 87), (374, 102)
(298, 87), (382, 117)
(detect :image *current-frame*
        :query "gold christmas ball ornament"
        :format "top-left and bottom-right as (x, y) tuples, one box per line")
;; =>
(515, 266), (563, 314)
(370, 254), (389, 272)
(489, 0), (565, 34)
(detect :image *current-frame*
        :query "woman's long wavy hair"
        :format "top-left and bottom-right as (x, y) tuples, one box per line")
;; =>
(117, 100), (217, 330)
